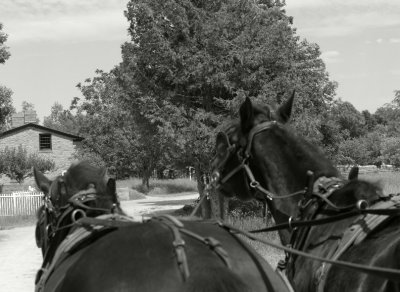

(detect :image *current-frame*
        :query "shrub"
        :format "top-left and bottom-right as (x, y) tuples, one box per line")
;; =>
(0, 145), (55, 183)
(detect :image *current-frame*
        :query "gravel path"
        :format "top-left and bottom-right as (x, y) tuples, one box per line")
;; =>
(0, 193), (198, 292)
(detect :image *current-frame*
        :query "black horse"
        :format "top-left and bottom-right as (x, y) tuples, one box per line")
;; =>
(212, 92), (400, 292)
(34, 161), (290, 292)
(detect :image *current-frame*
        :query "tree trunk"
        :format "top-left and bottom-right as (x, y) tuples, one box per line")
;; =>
(141, 167), (152, 192)
(141, 176), (150, 191)
(209, 188), (228, 220)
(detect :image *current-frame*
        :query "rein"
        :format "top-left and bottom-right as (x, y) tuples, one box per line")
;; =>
(219, 222), (400, 282)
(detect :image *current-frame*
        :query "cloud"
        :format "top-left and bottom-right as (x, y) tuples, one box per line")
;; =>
(286, 2), (400, 38)
(0, 0), (130, 43)
(390, 69), (400, 76)
(320, 50), (341, 64)
(365, 38), (400, 44)
(286, 0), (400, 9)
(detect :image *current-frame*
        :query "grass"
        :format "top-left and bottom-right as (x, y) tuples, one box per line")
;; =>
(360, 171), (400, 194)
(226, 214), (284, 268)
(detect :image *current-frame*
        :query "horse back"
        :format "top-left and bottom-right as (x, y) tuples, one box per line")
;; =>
(43, 219), (290, 292)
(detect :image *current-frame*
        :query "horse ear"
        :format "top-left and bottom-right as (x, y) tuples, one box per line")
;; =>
(34, 167), (52, 194)
(348, 166), (359, 180)
(239, 97), (254, 133)
(276, 90), (295, 123)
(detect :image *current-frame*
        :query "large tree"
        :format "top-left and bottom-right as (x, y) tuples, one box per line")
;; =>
(120, 0), (338, 216)
(73, 70), (175, 187)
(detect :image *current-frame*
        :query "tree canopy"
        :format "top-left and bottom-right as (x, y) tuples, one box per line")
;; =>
(114, 0), (338, 187)
(43, 102), (79, 134)
(0, 23), (11, 64)
(0, 23), (14, 130)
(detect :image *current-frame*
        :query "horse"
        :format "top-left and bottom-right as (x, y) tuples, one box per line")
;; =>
(211, 92), (400, 292)
(34, 161), (291, 292)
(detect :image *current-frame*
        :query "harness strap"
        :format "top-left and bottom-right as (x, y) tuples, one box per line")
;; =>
(36, 223), (110, 291)
(35, 213), (127, 291)
(315, 197), (400, 291)
(154, 215), (233, 280)
(76, 215), (137, 228)
(154, 215), (190, 281)
(223, 222), (400, 282)
(180, 228), (232, 269)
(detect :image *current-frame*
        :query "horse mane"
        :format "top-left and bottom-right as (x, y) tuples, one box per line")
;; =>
(284, 127), (340, 179)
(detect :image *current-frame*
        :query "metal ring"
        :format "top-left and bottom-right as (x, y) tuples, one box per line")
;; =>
(250, 181), (259, 188)
(356, 200), (369, 210)
(288, 216), (294, 230)
(71, 209), (86, 223)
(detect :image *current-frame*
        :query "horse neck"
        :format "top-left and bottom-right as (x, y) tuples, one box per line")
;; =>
(252, 130), (340, 244)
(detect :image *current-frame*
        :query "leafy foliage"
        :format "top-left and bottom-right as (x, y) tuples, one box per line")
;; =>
(0, 86), (15, 130)
(0, 23), (11, 64)
(0, 145), (55, 183)
(119, 0), (338, 192)
(0, 24), (14, 130)
(43, 102), (79, 134)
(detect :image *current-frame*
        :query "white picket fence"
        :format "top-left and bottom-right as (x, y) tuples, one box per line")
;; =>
(0, 191), (44, 216)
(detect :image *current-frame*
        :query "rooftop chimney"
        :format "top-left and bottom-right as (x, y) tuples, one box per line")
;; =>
(11, 111), (38, 128)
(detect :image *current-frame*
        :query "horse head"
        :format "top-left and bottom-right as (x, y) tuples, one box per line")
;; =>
(211, 121), (255, 201)
(34, 161), (123, 257)
(213, 92), (385, 243)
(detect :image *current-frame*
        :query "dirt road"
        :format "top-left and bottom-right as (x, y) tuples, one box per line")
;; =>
(0, 193), (197, 292)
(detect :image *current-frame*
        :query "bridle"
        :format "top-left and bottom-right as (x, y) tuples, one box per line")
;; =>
(211, 119), (374, 212)
(39, 176), (117, 253)
(211, 120), (307, 201)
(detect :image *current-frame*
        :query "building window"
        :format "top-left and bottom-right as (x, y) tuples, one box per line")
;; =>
(39, 134), (52, 150)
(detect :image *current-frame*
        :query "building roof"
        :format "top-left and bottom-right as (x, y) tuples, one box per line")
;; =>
(0, 123), (84, 141)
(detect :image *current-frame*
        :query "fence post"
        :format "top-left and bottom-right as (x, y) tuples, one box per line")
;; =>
(12, 192), (17, 216)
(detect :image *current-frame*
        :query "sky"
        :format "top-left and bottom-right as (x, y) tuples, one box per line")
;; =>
(0, 0), (130, 123)
(0, 1), (399, 123)
(286, 0), (400, 112)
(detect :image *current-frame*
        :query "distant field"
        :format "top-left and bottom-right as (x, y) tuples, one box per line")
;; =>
(360, 171), (400, 194)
